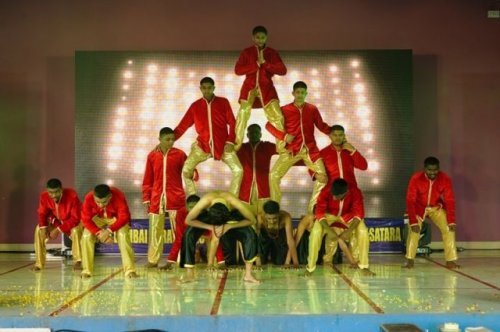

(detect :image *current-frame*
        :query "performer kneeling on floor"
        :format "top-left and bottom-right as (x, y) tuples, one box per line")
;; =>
(180, 191), (260, 283)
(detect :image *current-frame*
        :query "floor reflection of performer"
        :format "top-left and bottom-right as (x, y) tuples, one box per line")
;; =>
(234, 25), (287, 151)
(267, 81), (330, 213)
(34, 178), (83, 271)
(405, 156), (459, 269)
(142, 127), (187, 268)
(180, 191), (260, 284)
(174, 77), (242, 196)
(80, 185), (137, 278)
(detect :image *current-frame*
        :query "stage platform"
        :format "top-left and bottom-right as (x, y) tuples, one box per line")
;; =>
(0, 251), (499, 331)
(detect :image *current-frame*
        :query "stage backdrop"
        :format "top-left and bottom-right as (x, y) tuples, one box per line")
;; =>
(76, 50), (413, 219)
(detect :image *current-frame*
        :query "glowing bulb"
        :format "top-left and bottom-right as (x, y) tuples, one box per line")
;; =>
(357, 95), (366, 103)
(351, 60), (360, 68)
(108, 146), (123, 158)
(127, 60), (133, 65)
(329, 65), (338, 73)
(353, 83), (364, 93)
(372, 178), (379, 185)
(122, 84), (130, 90)
(331, 77), (340, 84)
(123, 71), (133, 79)
(363, 133), (373, 142)
(106, 179), (114, 185)
(311, 69), (318, 76)
(369, 161), (380, 171)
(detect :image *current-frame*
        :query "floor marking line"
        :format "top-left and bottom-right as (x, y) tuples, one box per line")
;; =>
(425, 257), (500, 291)
(48, 269), (123, 317)
(209, 270), (228, 316)
(332, 266), (385, 314)
(0, 262), (34, 276)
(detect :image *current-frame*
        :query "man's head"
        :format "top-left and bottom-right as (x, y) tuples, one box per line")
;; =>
(329, 124), (346, 147)
(247, 124), (262, 144)
(186, 194), (201, 211)
(46, 178), (63, 202)
(252, 25), (268, 48)
(423, 156), (440, 180)
(292, 81), (308, 105)
(263, 200), (280, 228)
(330, 178), (349, 200)
(199, 77), (215, 100)
(93, 184), (112, 208)
(158, 127), (175, 151)
(207, 202), (230, 226)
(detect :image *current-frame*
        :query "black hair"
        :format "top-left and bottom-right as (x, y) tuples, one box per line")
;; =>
(159, 127), (174, 137)
(252, 25), (268, 35)
(207, 203), (231, 225)
(94, 184), (111, 199)
(330, 178), (348, 196)
(186, 194), (201, 205)
(293, 81), (307, 91)
(200, 77), (215, 85)
(330, 124), (345, 133)
(247, 123), (261, 131)
(263, 200), (280, 214)
(46, 178), (62, 189)
(424, 156), (440, 167)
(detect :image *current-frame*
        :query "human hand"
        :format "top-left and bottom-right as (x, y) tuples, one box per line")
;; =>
(410, 225), (421, 233)
(48, 227), (60, 240)
(448, 224), (456, 232)
(224, 143), (234, 154)
(342, 141), (356, 153)
(97, 229), (113, 244)
(143, 202), (150, 214)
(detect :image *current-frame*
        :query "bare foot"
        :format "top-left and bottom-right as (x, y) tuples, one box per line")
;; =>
(73, 261), (82, 271)
(403, 259), (414, 269)
(323, 262), (333, 268)
(349, 263), (360, 269)
(303, 270), (314, 277)
(243, 275), (261, 284)
(81, 272), (92, 279)
(360, 268), (376, 276)
(144, 262), (158, 269)
(31, 266), (42, 272)
(446, 261), (460, 269)
(159, 262), (174, 271)
(127, 272), (138, 278)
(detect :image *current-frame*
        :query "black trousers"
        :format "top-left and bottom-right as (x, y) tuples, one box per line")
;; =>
(259, 228), (288, 265)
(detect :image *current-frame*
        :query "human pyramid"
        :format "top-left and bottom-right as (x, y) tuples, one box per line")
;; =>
(34, 26), (460, 283)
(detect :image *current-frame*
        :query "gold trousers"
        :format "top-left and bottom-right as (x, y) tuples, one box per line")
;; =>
(147, 210), (177, 264)
(244, 181), (268, 216)
(306, 216), (369, 272)
(270, 147), (327, 213)
(406, 207), (457, 261)
(34, 223), (82, 269)
(235, 90), (284, 152)
(81, 217), (136, 276)
(182, 142), (243, 196)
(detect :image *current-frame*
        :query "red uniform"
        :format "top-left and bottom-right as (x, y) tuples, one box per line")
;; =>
(82, 187), (131, 235)
(266, 102), (330, 162)
(406, 171), (456, 225)
(237, 141), (277, 202)
(174, 96), (236, 160)
(235, 45), (287, 108)
(315, 187), (365, 228)
(37, 188), (81, 235)
(142, 147), (187, 212)
(319, 146), (368, 189)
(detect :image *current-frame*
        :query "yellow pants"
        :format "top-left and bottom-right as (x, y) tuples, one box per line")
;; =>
(244, 181), (268, 216)
(306, 216), (369, 272)
(34, 223), (82, 269)
(235, 89), (285, 152)
(182, 142), (243, 196)
(406, 207), (457, 261)
(270, 147), (327, 213)
(81, 217), (136, 276)
(147, 210), (177, 264)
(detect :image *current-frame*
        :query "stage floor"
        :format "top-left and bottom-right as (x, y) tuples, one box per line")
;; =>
(0, 251), (499, 331)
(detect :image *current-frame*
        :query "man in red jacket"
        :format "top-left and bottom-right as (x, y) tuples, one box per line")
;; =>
(234, 26), (287, 151)
(174, 77), (242, 196)
(142, 127), (188, 268)
(305, 178), (373, 276)
(81, 185), (137, 278)
(237, 124), (277, 215)
(405, 156), (459, 269)
(34, 178), (83, 271)
(267, 81), (330, 213)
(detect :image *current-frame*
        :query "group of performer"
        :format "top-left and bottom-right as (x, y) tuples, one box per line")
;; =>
(34, 25), (460, 281)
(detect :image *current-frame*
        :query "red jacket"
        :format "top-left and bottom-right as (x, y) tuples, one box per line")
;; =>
(237, 141), (277, 202)
(315, 186), (365, 229)
(235, 45), (287, 108)
(37, 188), (81, 235)
(174, 96), (236, 160)
(82, 187), (131, 235)
(142, 147), (187, 212)
(320, 145), (368, 190)
(266, 102), (330, 162)
(406, 171), (456, 225)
